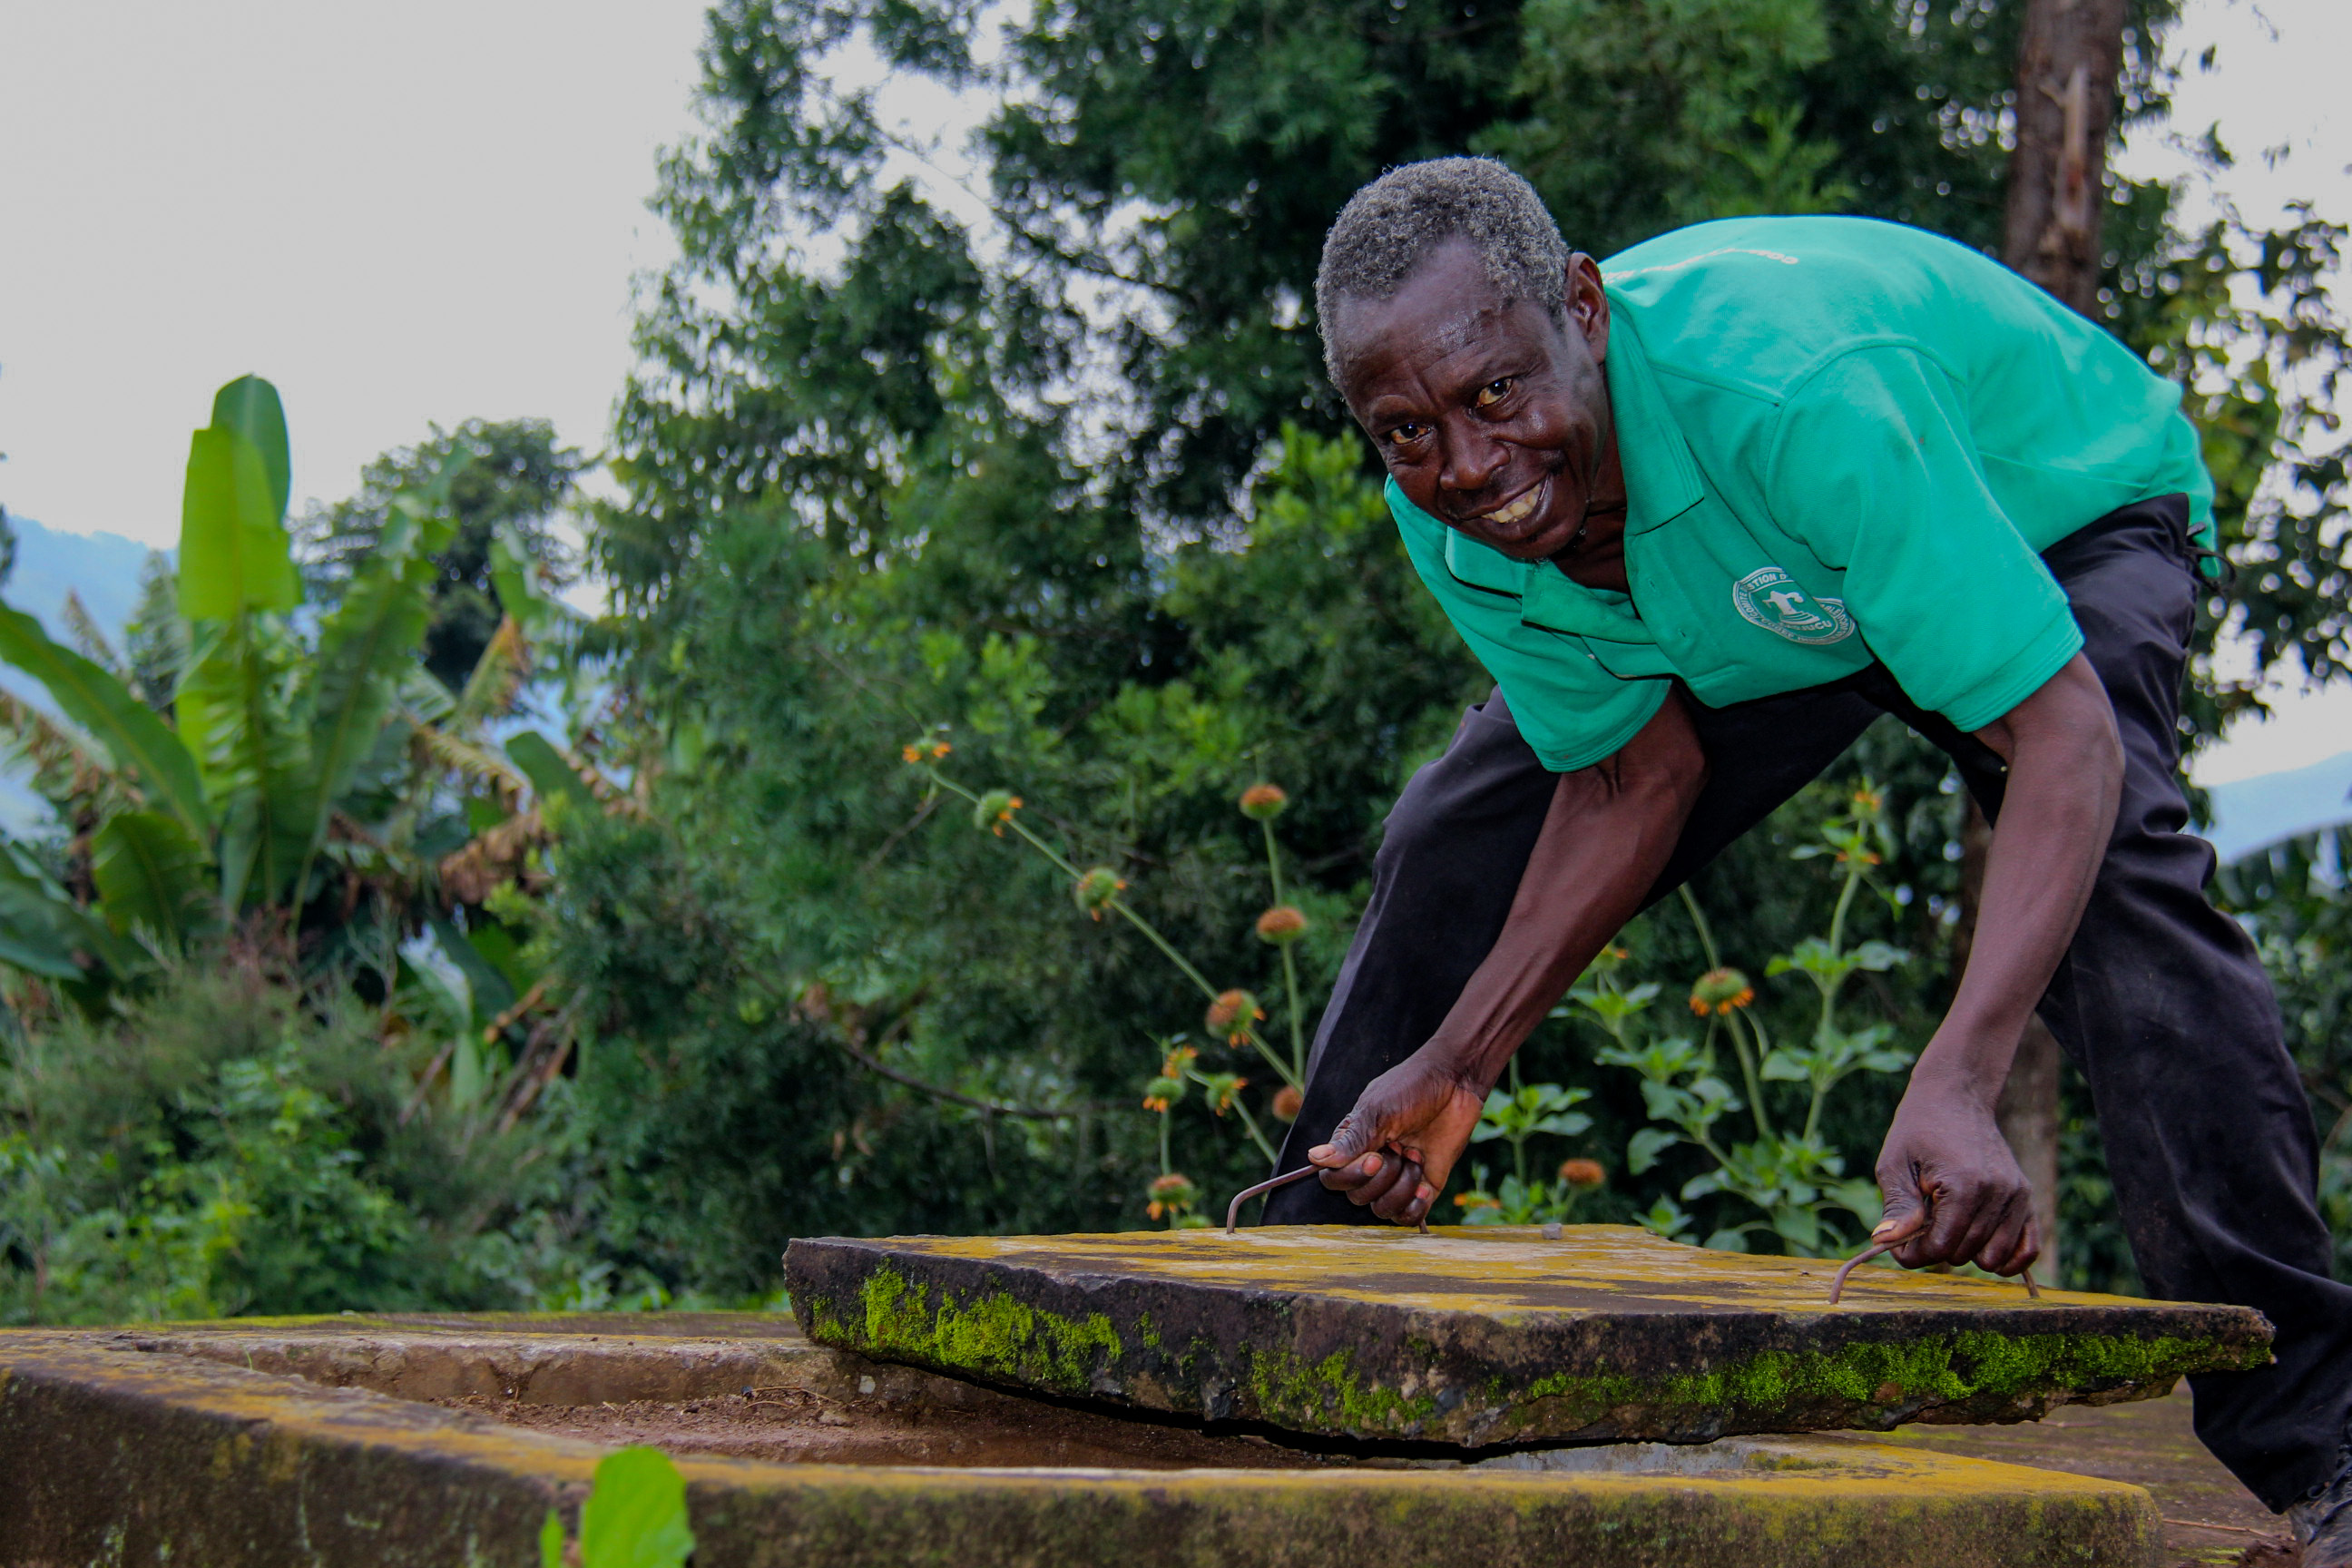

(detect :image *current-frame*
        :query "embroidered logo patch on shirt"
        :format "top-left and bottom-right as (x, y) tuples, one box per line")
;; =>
(1732, 565), (1857, 646)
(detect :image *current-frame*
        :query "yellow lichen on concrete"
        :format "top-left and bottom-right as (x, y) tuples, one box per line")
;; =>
(2, 1318), (2167, 1567)
(670, 1436), (2161, 1568)
(884, 1224), (2133, 1316)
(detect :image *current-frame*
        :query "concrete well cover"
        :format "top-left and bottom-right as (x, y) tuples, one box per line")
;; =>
(786, 1224), (2270, 1446)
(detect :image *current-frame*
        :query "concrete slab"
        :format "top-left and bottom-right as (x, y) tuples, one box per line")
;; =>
(784, 1224), (2271, 1445)
(0, 1315), (2167, 1568)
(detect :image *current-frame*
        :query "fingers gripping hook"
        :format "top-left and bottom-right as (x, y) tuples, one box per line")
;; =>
(1828, 1240), (2043, 1305)
(1224, 1164), (1433, 1234)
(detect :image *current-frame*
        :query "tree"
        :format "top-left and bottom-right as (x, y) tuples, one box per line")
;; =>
(301, 418), (583, 691)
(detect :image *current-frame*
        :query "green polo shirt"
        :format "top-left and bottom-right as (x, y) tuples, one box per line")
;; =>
(1391, 215), (2214, 772)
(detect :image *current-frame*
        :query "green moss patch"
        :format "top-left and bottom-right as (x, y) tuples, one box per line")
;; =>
(1243, 1346), (1443, 1433)
(840, 1265), (1123, 1394)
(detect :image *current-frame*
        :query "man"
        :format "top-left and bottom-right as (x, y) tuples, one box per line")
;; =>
(1262, 156), (2352, 1553)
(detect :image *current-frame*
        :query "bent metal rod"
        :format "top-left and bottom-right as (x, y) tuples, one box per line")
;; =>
(1828, 1239), (2043, 1306)
(1226, 1164), (1430, 1234)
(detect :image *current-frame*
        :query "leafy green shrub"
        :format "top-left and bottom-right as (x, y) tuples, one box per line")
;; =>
(0, 960), (577, 1323)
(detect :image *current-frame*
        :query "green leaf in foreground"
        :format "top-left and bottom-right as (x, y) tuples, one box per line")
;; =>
(579, 1446), (693, 1568)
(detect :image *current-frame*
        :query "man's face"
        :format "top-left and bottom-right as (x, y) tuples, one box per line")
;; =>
(1331, 240), (1613, 563)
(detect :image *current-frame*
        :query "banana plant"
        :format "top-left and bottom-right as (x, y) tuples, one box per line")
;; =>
(0, 377), (590, 1011)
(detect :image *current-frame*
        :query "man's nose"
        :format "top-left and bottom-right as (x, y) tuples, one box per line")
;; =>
(1437, 425), (1508, 498)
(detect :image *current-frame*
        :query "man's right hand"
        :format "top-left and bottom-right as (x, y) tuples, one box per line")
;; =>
(1307, 1049), (1488, 1225)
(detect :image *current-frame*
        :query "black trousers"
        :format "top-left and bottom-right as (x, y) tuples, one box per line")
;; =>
(1264, 495), (2352, 1510)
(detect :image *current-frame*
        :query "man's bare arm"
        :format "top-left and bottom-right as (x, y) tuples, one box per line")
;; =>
(1874, 652), (2122, 1274)
(1309, 691), (1710, 1224)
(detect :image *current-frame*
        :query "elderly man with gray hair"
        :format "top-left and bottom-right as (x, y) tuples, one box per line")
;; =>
(1260, 155), (2352, 1557)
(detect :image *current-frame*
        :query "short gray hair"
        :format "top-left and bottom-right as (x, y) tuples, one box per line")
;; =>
(1314, 157), (1570, 383)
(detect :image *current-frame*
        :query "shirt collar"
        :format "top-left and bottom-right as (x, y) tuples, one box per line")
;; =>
(1602, 293), (1705, 536)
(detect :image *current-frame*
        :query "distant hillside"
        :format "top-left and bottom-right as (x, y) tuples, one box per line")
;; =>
(3, 514), (155, 642)
(2204, 750), (2352, 864)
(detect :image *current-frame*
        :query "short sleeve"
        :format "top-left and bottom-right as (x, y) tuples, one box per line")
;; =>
(1766, 346), (2083, 731)
(1388, 485), (1669, 771)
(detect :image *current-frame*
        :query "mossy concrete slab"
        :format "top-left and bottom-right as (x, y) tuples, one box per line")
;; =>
(785, 1224), (2271, 1445)
(0, 1318), (2167, 1567)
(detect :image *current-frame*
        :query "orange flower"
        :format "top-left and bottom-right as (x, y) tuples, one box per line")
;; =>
(1851, 786), (1882, 814)
(1558, 1159), (1607, 1190)
(1147, 1172), (1198, 1220)
(1254, 906), (1308, 945)
(1200, 1073), (1248, 1116)
(1239, 783), (1289, 821)
(1455, 1191), (1501, 1211)
(901, 738), (952, 763)
(1205, 989), (1264, 1043)
(1689, 967), (1755, 1016)
(1271, 1084), (1304, 1122)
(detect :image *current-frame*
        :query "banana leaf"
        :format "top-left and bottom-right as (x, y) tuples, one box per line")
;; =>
(427, 912), (517, 1023)
(92, 811), (214, 950)
(209, 376), (291, 524)
(0, 843), (142, 981)
(180, 616), (309, 907)
(506, 730), (598, 813)
(178, 424), (299, 621)
(0, 604), (210, 839)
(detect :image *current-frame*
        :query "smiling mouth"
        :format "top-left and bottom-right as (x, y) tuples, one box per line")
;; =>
(1468, 478), (1548, 533)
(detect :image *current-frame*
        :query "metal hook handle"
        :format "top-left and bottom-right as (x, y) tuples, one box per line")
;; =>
(1828, 1240), (2043, 1305)
(1224, 1162), (1433, 1234)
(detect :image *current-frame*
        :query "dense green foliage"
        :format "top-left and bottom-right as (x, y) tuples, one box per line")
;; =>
(1, 0), (2346, 1319)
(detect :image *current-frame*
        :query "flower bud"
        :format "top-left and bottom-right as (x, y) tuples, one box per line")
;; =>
(1073, 867), (1126, 918)
(1239, 783), (1288, 821)
(1271, 1084), (1303, 1122)
(1205, 988), (1264, 1043)
(1689, 966), (1755, 1016)
(1199, 1073), (1246, 1116)
(1142, 1075), (1185, 1112)
(1254, 906), (1308, 945)
(1149, 1172), (1199, 1213)
(1558, 1158), (1606, 1191)
(972, 789), (1024, 836)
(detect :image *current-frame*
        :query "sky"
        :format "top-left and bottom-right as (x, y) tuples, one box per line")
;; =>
(0, 0), (2345, 786)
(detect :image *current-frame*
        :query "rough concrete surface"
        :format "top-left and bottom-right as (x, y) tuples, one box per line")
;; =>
(0, 1311), (2171, 1567)
(786, 1225), (2272, 1444)
(1886, 1387), (2294, 1566)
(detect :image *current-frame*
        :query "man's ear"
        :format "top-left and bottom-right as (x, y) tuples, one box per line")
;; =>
(1565, 252), (1610, 360)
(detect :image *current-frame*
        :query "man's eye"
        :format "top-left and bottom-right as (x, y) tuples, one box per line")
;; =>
(1475, 378), (1514, 408)
(1385, 423), (1426, 446)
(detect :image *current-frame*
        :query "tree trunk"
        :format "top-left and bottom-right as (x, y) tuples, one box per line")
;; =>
(1965, 0), (2131, 1285)
(2002, 0), (2131, 311)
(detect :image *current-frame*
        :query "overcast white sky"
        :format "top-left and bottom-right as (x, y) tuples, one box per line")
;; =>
(0, 0), (2345, 782)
